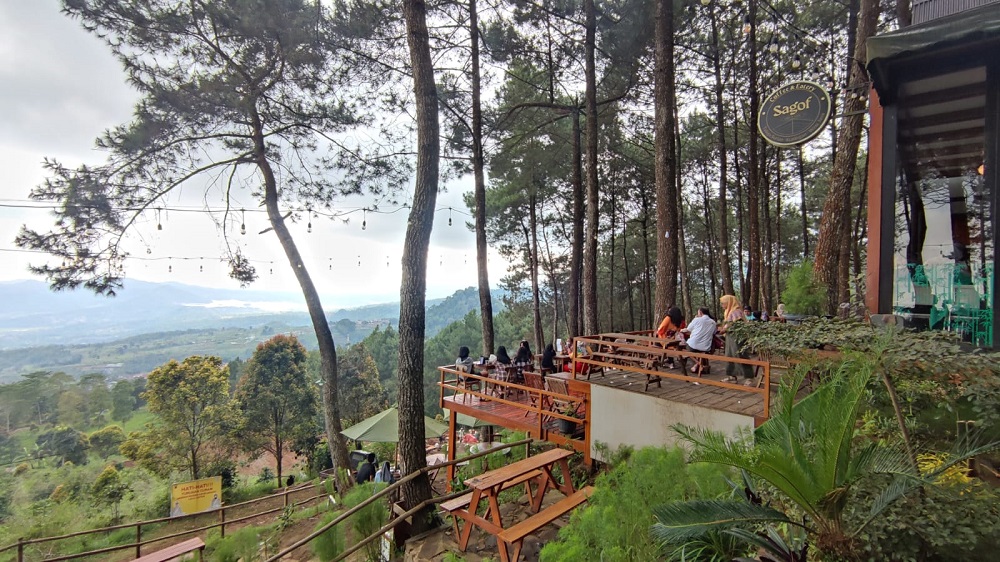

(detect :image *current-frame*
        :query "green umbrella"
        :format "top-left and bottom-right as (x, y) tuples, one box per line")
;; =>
(341, 406), (449, 443)
(443, 409), (494, 429)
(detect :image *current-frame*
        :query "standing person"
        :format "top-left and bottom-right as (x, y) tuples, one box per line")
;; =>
(720, 295), (755, 384)
(540, 343), (557, 374)
(356, 452), (377, 483)
(683, 307), (717, 374)
(374, 461), (395, 484)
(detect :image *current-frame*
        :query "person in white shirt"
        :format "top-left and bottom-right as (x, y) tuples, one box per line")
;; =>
(683, 307), (717, 373)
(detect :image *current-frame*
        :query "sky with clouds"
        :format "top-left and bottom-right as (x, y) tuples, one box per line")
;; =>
(0, 1), (505, 309)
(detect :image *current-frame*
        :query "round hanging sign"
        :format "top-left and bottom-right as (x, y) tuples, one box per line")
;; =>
(758, 81), (832, 147)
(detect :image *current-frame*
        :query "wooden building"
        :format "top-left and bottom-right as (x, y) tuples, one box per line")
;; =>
(866, 1), (1000, 346)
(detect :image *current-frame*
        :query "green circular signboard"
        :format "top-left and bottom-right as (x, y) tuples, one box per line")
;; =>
(758, 81), (832, 147)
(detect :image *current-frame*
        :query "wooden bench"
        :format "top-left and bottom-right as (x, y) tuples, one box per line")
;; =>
(496, 486), (594, 562)
(440, 469), (544, 539)
(134, 537), (205, 562)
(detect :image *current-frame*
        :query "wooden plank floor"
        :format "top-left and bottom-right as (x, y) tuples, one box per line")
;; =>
(444, 365), (782, 431)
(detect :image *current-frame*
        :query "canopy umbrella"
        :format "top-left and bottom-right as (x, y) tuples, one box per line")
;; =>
(443, 409), (494, 429)
(341, 406), (449, 443)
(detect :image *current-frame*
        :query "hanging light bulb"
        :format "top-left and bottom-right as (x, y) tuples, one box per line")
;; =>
(168, 264), (172, 273)
(768, 41), (778, 54)
(701, 0), (710, 6)
(791, 54), (801, 69)
(362, 209), (367, 231)
(448, 207), (453, 227)
(240, 209), (246, 235)
(307, 209), (312, 233)
(146, 247), (152, 255)
(742, 15), (751, 34)
(157, 208), (163, 231)
(329, 257), (332, 271)
(199, 264), (203, 273)
(357, 255), (361, 267)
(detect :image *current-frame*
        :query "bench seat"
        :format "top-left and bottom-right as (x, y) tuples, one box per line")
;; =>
(134, 537), (205, 562)
(496, 486), (594, 562)
(440, 469), (544, 538)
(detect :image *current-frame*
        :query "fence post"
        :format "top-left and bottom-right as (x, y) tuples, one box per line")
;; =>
(284, 487), (290, 508)
(135, 523), (141, 558)
(220, 507), (226, 538)
(16, 537), (23, 562)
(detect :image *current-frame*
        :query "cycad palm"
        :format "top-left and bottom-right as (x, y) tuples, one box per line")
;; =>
(653, 355), (997, 560)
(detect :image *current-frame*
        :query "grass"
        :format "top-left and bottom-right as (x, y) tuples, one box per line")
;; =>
(117, 408), (155, 433)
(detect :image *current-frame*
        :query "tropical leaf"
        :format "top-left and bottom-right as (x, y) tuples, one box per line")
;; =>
(651, 500), (795, 543)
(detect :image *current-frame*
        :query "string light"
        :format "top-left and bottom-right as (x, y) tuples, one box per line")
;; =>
(307, 208), (312, 233)
(743, 16), (752, 35)
(791, 54), (801, 70)
(240, 209), (246, 235)
(156, 208), (163, 231)
(448, 207), (453, 227)
(329, 257), (332, 271)
(357, 255), (361, 266)
(362, 208), (367, 231)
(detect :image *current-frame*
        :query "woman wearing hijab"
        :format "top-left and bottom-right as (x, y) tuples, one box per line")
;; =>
(719, 295), (755, 384)
(540, 343), (557, 374)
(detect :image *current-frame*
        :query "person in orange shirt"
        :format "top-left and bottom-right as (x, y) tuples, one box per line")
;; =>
(656, 306), (685, 369)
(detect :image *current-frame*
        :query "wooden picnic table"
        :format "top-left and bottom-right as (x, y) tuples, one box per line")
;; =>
(450, 448), (575, 551)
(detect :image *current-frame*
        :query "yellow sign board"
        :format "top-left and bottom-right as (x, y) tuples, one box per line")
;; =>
(170, 476), (222, 517)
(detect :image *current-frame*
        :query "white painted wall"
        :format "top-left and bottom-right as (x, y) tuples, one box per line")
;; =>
(589, 384), (754, 462)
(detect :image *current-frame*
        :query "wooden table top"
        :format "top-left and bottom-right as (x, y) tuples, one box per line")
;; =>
(464, 448), (572, 490)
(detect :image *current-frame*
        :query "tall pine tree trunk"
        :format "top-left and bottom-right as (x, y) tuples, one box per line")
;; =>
(252, 110), (350, 483)
(746, 0), (763, 311)
(469, 0), (494, 355)
(528, 191), (545, 350)
(710, 2), (735, 296)
(654, 0), (678, 317)
(814, 0), (878, 312)
(583, 0), (600, 335)
(398, 0), (438, 522)
(570, 108), (584, 336)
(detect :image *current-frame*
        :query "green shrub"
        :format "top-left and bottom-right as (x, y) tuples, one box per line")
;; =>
(342, 482), (388, 562)
(852, 476), (1000, 561)
(540, 446), (734, 562)
(781, 260), (828, 315)
(311, 510), (347, 562)
(208, 525), (262, 562)
(88, 426), (127, 458)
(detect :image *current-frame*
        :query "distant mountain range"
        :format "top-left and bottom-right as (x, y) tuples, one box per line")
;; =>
(0, 280), (500, 350)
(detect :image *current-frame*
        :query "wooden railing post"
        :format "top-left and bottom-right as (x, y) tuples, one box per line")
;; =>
(134, 523), (141, 559)
(16, 537), (23, 562)
(220, 506), (226, 538)
(283, 487), (290, 508)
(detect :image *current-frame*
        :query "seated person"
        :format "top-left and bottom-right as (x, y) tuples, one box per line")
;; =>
(374, 461), (395, 484)
(774, 303), (787, 322)
(513, 340), (534, 367)
(455, 345), (474, 375)
(683, 307), (718, 373)
(656, 306), (685, 368)
(495, 345), (512, 366)
(540, 343), (557, 374)
(356, 453), (377, 483)
(562, 338), (589, 376)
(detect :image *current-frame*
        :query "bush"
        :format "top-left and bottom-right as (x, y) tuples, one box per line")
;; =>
(88, 426), (126, 458)
(540, 446), (735, 562)
(13, 463), (29, 476)
(342, 482), (389, 562)
(207, 525), (263, 562)
(312, 510), (347, 562)
(781, 260), (828, 315)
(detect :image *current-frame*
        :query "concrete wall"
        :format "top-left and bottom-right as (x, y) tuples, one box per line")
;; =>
(589, 384), (754, 462)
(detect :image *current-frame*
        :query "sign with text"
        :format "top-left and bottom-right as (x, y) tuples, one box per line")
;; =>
(170, 476), (222, 517)
(758, 81), (832, 147)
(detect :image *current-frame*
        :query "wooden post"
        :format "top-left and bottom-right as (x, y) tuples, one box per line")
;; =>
(220, 506), (226, 538)
(16, 537), (23, 562)
(134, 524), (141, 558)
(446, 409), (457, 492)
(283, 487), (290, 508)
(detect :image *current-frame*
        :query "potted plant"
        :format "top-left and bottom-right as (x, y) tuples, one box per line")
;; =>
(556, 404), (580, 435)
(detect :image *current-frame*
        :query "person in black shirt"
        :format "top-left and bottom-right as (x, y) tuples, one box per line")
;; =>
(540, 343), (556, 374)
(356, 452), (377, 483)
